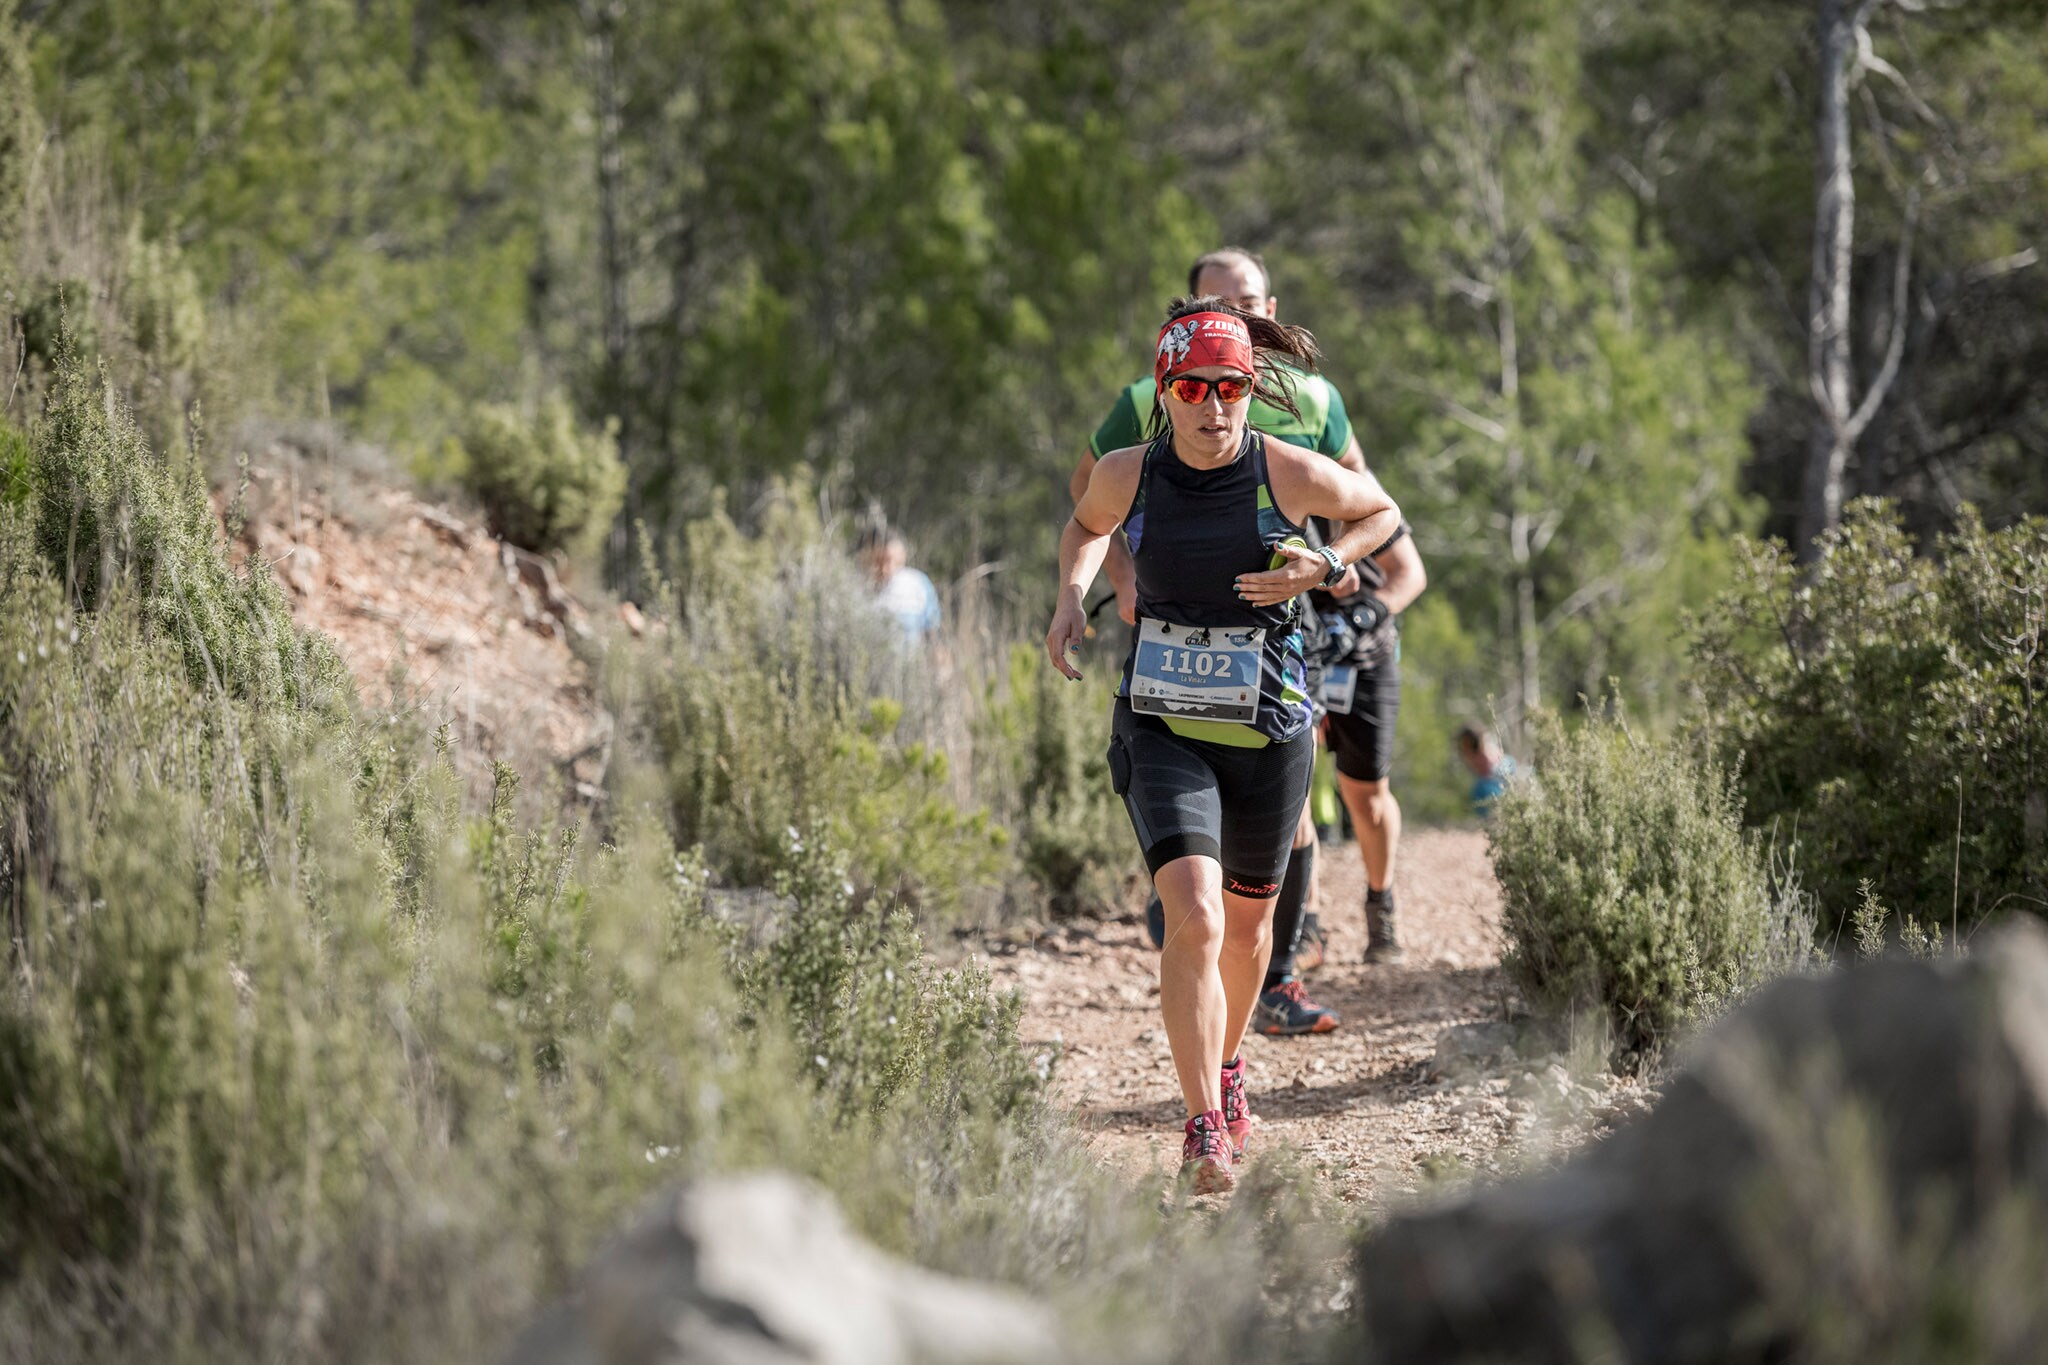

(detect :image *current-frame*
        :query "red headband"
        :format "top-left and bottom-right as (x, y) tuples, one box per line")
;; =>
(1155, 312), (1255, 386)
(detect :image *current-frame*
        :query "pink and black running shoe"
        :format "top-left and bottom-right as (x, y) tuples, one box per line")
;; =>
(1181, 1109), (1236, 1195)
(1220, 1056), (1252, 1160)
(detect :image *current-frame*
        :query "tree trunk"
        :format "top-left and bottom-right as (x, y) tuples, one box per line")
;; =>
(584, 0), (633, 579)
(589, 4), (627, 426)
(1803, 425), (1854, 557)
(1499, 288), (1540, 737)
(1801, 0), (1925, 559)
(1800, 0), (1865, 559)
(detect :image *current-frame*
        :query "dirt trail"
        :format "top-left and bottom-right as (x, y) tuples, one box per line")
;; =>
(982, 828), (1649, 1208)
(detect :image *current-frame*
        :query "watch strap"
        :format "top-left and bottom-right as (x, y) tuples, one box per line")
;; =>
(1316, 545), (1346, 587)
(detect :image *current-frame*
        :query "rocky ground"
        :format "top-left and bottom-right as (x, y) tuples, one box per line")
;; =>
(980, 828), (1657, 1209)
(224, 438), (615, 806)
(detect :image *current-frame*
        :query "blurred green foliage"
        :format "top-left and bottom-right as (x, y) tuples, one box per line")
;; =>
(29, 0), (542, 449)
(458, 393), (626, 556)
(971, 643), (1133, 917)
(19, 0), (2048, 769)
(1690, 501), (2048, 938)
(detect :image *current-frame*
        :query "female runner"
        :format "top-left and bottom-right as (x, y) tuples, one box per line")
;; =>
(1045, 297), (1400, 1192)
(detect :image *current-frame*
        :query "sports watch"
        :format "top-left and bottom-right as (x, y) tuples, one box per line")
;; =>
(1315, 545), (1346, 587)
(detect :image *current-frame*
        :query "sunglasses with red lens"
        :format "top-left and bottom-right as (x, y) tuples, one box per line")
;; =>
(1166, 374), (1254, 406)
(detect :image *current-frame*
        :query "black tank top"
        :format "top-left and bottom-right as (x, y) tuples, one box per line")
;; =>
(1118, 431), (1314, 743)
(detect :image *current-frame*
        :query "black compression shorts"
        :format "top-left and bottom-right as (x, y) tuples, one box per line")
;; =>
(1107, 700), (1314, 899)
(1323, 657), (1400, 782)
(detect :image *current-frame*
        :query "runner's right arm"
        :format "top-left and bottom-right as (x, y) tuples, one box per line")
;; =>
(1079, 387), (1150, 625)
(1069, 448), (1143, 626)
(1067, 448), (1098, 505)
(1318, 431), (1371, 596)
(1047, 446), (1144, 679)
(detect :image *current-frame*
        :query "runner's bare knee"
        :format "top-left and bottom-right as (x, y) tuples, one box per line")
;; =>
(1156, 858), (1225, 955)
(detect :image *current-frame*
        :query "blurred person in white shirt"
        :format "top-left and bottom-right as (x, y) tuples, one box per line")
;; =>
(857, 526), (941, 646)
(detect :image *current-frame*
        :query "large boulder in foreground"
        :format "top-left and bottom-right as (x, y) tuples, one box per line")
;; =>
(504, 1173), (1061, 1365)
(1358, 919), (2048, 1363)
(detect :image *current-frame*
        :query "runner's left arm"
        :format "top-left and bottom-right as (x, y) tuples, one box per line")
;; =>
(1316, 463), (1400, 574)
(1236, 444), (1400, 608)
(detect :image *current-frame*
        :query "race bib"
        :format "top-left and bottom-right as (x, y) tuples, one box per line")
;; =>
(1321, 663), (1358, 716)
(1130, 617), (1263, 725)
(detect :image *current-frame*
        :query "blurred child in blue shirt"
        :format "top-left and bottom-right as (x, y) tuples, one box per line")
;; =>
(1457, 724), (1516, 819)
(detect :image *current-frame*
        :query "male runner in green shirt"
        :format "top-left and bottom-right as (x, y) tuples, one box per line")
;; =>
(1071, 247), (1377, 1036)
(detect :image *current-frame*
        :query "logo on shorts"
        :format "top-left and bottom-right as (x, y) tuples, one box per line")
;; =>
(1226, 874), (1279, 898)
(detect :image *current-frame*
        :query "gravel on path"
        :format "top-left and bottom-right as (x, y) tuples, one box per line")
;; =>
(979, 828), (1650, 1208)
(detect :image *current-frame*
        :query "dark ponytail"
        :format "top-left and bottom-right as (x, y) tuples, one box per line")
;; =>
(1148, 295), (1322, 436)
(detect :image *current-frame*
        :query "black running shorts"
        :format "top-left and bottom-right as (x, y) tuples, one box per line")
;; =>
(1323, 657), (1400, 782)
(1107, 699), (1314, 899)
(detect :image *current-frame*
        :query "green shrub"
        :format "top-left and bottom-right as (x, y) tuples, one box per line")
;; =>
(14, 351), (347, 714)
(971, 643), (1134, 917)
(121, 226), (208, 373)
(0, 356), (351, 927)
(1690, 501), (2048, 937)
(615, 482), (1008, 921)
(1489, 712), (1813, 1055)
(735, 822), (1037, 1130)
(0, 417), (27, 509)
(457, 393), (624, 556)
(17, 280), (99, 378)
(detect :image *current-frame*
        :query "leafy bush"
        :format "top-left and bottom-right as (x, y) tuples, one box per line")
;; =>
(1690, 501), (2048, 936)
(17, 352), (348, 714)
(4, 148), (232, 455)
(618, 484), (1145, 923)
(458, 393), (625, 556)
(17, 279), (99, 385)
(1489, 712), (1812, 1055)
(615, 481), (1008, 922)
(971, 643), (1134, 917)
(0, 417), (27, 509)
(121, 225), (208, 372)
(734, 824), (1036, 1128)
(0, 7), (35, 276)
